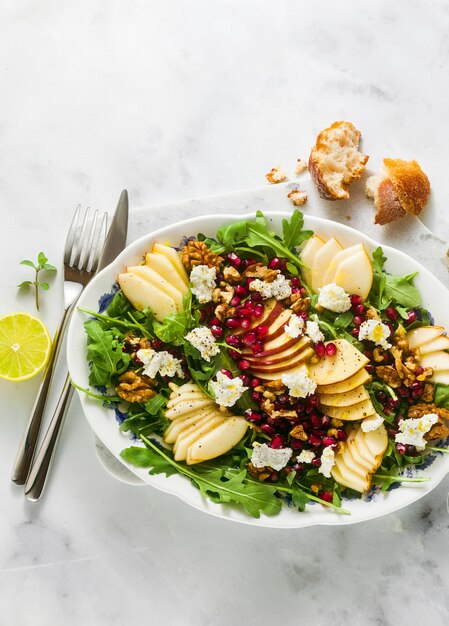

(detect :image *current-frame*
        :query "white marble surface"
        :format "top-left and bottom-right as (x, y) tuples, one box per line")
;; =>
(2, 1), (449, 624)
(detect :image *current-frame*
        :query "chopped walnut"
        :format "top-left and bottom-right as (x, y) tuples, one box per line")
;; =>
(373, 347), (388, 363)
(243, 264), (278, 283)
(422, 383), (435, 403)
(223, 266), (241, 284)
(408, 403), (449, 421)
(330, 418), (344, 428)
(375, 365), (402, 388)
(247, 462), (272, 481)
(265, 380), (287, 392)
(294, 159), (308, 175)
(426, 420), (449, 442)
(214, 303), (235, 322)
(116, 371), (157, 403)
(261, 398), (275, 414)
(290, 424), (308, 441)
(271, 409), (298, 419)
(365, 306), (381, 321)
(181, 240), (223, 271)
(265, 166), (287, 184)
(289, 293), (311, 313)
(287, 188), (308, 207)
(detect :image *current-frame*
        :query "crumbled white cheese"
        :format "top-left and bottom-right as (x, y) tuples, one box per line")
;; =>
(318, 446), (335, 478)
(209, 371), (248, 407)
(361, 413), (385, 433)
(249, 273), (292, 300)
(296, 450), (316, 464)
(284, 314), (305, 339)
(281, 365), (317, 398)
(395, 413), (439, 450)
(251, 443), (292, 471)
(189, 264), (217, 303)
(185, 326), (220, 362)
(358, 319), (392, 349)
(305, 320), (324, 343)
(137, 348), (184, 379)
(317, 283), (351, 313)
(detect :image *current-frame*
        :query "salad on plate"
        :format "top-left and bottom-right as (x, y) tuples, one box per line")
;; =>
(77, 210), (449, 518)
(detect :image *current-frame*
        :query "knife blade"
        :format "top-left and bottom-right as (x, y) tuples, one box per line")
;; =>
(97, 189), (129, 272)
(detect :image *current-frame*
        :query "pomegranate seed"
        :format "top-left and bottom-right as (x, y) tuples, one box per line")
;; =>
(388, 398), (400, 409)
(221, 369), (233, 378)
(252, 341), (264, 354)
(351, 327), (360, 338)
(290, 439), (303, 450)
(269, 471), (279, 482)
(337, 429), (347, 441)
(211, 324), (224, 339)
(230, 296), (241, 307)
(364, 349), (373, 359)
(226, 335), (242, 348)
(250, 377), (261, 388)
(246, 277), (255, 287)
(246, 410), (262, 423)
(310, 414), (321, 428)
(325, 342), (337, 356)
(268, 257), (281, 269)
(234, 285), (248, 297)
(254, 303), (264, 318)
(240, 373), (251, 386)
(353, 315), (363, 326)
(411, 380), (424, 392)
(383, 406), (392, 415)
(350, 294), (362, 306)
(308, 434), (322, 446)
(301, 420), (311, 431)
(306, 394), (320, 410)
(406, 310), (417, 324)
(320, 491), (333, 503)
(355, 304), (366, 316)
(284, 467), (292, 476)
(261, 423), (275, 435)
(315, 342), (325, 357)
(237, 306), (252, 318)
(311, 458), (322, 467)
(415, 366), (424, 376)
(228, 349), (240, 361)
(387, 428), (398, 438)
(323, 436), (336, 447)
(365, 364), (374, 374)
(209, 317), (221, 327)
(321, 416), (331, 428)
(277, 394), (289, 405)
(151, 339), (164, 350)
(385, 306), (398, 321)
(243, 331), (257, 346)
(299, 287), (308, 297)
(291, 462), (305, 472)
(240, 318), (251, 329)
(251, 391), (262, 402)
(227, 252), (241, 268)
(270, 435), (285, 449)
(396, 443), (407, 455)
(238, 359), (251, 370)
(290, 277), (301, 288)
(397, 386), (409, 398)
(256, 324), (269, 338)
(250, 292), (263, 302)
(291, 287), (299, 294)
(243, 258), (257, 269)
(376, 390), (387, 402)
(226, 317), (240, 329)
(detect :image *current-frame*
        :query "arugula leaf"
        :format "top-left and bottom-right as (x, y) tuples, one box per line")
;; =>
(435, 383), (449, 408)
(153, 292), (197, 345)
(121, 445), (178, 477)
(369, 246), (421, 310)
(144, 393), (167, 415)
(84, 320), (131, 386)
(333, 310), (354, 330)
(282, 210), (313, 249)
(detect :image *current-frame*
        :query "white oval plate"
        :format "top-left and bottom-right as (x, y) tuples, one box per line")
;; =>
(67, 212), (449, 528)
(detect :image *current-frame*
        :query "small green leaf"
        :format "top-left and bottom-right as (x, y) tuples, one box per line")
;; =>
(38, 251), (48, 265)
(39, 282), (50, 290)
(20, 260), (36, 268)
(43, 263), (57, 272)
(17, 281), (33, 288)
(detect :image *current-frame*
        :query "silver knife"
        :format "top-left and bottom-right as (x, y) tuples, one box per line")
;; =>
(24, 190), (129, 501)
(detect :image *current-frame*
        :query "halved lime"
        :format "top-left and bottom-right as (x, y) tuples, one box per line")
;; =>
(0, 312), (51, 381)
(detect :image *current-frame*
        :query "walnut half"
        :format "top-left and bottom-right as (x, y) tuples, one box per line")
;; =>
(116, 371), (157, 403)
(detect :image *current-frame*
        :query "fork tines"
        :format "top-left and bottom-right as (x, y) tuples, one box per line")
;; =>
(64, 205), (108, 273)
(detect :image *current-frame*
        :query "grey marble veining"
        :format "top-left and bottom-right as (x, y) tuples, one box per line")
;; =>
(2, 1), (449, 625)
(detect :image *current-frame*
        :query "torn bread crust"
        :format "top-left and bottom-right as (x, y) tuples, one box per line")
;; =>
(366, 169), (406, 225)
(309, 121), (369, 201)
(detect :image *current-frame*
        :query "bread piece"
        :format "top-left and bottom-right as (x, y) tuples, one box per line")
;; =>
(309, 121), (369, 200)
(366, 159), (430, 225)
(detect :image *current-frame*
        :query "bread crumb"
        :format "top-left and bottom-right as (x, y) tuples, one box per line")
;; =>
(294, 159), (308, 175)
(287, 188), (308, 206)
(266, 166), (288, 184)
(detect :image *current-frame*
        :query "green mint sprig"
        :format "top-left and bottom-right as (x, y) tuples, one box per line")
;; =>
(17, 251), (57, 310)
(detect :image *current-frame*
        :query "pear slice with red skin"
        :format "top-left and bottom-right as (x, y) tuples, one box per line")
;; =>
(263, 309), (293, 341)
(316, 368), (371, 394)
(406, 325), (445, 350)
(243, 336), (310, 363)
(418, 335), (449, 354)
(308, 339), (369, 386)
(318, 384), (369, 407)
(234, 300), (283, 335)
(241, 331), (301, 358)
(249, 346), (315, 374)
(256, 361), (314, 382)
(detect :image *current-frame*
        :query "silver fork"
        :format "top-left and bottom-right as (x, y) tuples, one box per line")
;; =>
(11, 206), (108, 493)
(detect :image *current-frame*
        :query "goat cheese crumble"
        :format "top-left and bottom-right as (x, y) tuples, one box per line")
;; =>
(318, 446), (335, 478)
(395, 413), (438, 450)
(137, 348), (184, 379)
(317, 283), (351, 313)
(361, 413), (385, 433)
(281, 365), (317, 398)
(284, 314), (305, 339)
(305, 320), (324, 343)
(296, 450), (316, 464)
(209, 371), (248, 407)
(358, 319), (392, 349)
(251, 443), (292, 471)
(249, 273), (292, 300)
(185, 326), (220, 362)
(189, 264), (217, 303)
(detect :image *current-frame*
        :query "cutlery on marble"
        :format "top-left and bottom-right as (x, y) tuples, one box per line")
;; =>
(24, 191), (129, 501)
(11, 205), (108, 485)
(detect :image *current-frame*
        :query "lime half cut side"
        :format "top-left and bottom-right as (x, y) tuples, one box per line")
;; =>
(0, 312), (51, 381)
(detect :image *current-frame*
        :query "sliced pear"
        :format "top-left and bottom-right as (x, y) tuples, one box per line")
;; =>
(164, 409), (217, 444)
(322, 244), (365, 285)
(308, 339), (369, 386)
(174, 416), (225, 461)
(406, 325), (445, 350)
(300, 235), (325, 287)
(145, 252), (189, 294)
(316, 368), (371, 394)
(118, 272), (177, 320)
(364, 423), (388, 460)
(152, 242), (189, 285)
(318, 384), (369, 407)
(186, 417), (249, 464)
(311, 237), (343, 292)
(430, 370), (449, 384)
(333, 245), (373, 300)
(166, 392), (210, 409)
(337, 445), (369, 480)
(420, 351), (449, 371)
(346, 433), (374, 473)
(322, 398), (375, 421)
(170, 382), (200, 394)
(248, 346), (315, 374)
(127, 265), (184, 312)
(418, 335), (449, 354)
(165, 397), (215, 420)
(354, 428), (377, 465)
(332, 457), (370, 493)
